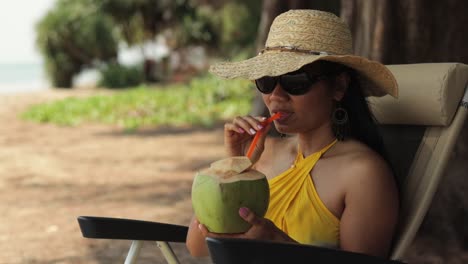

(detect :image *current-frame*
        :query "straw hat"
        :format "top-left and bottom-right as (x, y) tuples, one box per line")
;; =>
(209, 9), (398, 98)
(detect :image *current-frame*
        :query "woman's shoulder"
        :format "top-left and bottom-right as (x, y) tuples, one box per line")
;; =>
(327, 139), (394, 185)
(328, 139), (399, 213)
(329, 139), (386, 165)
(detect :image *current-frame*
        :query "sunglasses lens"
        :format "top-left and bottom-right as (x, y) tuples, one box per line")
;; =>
(255, 72), (327, 95)
(280, 73), (313, 95)
(255, 77), (277, 94)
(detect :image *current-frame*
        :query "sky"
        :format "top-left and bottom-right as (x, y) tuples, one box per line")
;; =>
(0, 0), (56, 64)
(0, 0), (168, 90)
(0, 0), (167, 66)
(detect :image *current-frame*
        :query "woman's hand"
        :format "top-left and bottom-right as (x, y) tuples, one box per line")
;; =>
(197, 207), (296, 243)
(224, 115), (271, 162)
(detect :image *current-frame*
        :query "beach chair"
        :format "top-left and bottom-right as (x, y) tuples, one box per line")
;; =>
(77, 62), (468, 263)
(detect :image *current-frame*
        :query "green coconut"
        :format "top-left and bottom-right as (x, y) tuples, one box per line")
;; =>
(191, 156), (270, 233)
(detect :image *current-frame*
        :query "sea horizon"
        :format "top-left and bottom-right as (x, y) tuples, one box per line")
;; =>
(0, 42), (168, 95)
(0, 62), (50, 94)
(0, 62), (101, 94)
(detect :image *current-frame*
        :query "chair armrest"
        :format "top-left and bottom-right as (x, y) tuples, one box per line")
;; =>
(77, 216), (188, 242)
(206, 237), (406, 264)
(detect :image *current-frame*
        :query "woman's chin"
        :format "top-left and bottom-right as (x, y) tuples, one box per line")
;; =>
(275, 126), (293, 135)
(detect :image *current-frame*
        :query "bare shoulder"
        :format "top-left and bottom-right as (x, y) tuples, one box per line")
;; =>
(329, 139), (394, 185)
(325, 139), (399, 204)
(335, 140), (399, 256)
(334, 139), (399, 213)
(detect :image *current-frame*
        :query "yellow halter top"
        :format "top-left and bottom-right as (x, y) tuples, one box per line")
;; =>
(265, 139), (340, 248)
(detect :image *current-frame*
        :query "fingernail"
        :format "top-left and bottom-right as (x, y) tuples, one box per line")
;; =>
(261, 117), (267, 121)
(238, 128), (245, 133)
(198, 224), (203, 230)
(239, 207), (249, 217)
(257, 124), (263, 129)
(249, 128), (256, 134)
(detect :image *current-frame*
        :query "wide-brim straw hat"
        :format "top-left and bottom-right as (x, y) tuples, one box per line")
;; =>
(209, 9), (398, 98)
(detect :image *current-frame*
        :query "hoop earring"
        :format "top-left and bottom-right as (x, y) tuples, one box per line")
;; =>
(332, 102), (349, 140)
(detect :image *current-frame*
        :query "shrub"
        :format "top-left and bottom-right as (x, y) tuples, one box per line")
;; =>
(98, 63), (144, 88)
(22, 74), (255, 130)
(36, 0), (118, 88)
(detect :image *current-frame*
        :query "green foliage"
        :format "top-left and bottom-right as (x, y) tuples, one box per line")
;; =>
(98, 63), (144, 89)
(175, 5), (218, 46)
(100, 0), (198, 46)
(98, 0), (144, 45)
(98, 0), (260, 57)
(218, 2), (260, 54)
(176, 1), (261, 57)
(35, 0), (262, 89)
(22, 75), (255, 130)
(36, 0), (118, 87)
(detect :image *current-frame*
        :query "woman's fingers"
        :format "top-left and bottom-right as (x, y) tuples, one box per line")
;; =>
(224, 122), (246, 135)
(198, 223), (242, 239)
(224, 115), (270, 157)
(225, 115), (268, 135)
(197, 223), (211, 237)
(239, 207), (263, 226)
(232, 115), (265, 135)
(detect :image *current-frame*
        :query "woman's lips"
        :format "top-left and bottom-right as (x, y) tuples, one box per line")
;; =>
(272, 111), (291, 121)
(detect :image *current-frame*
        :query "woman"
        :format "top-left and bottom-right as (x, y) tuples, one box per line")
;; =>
(186, 9), (399, 258)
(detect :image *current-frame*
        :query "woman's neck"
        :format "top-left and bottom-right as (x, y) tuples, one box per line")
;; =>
(296, 123), (336, 157)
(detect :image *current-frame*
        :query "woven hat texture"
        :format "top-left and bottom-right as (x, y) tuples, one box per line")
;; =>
(209, 9), (398, 97)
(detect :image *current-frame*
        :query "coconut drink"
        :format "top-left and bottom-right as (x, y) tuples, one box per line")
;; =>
(191, 156), (270, 234)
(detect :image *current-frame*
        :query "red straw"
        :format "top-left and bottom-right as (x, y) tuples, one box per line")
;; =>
(246, 112), (282, 158)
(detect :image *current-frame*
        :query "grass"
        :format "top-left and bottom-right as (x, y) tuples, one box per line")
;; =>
(21, 75), (255, 130)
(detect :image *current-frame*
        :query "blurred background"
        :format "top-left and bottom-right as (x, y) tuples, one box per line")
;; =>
(0, 0), (467, 263)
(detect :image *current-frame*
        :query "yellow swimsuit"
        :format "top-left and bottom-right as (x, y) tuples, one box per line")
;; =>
(265, 140), (340, 248)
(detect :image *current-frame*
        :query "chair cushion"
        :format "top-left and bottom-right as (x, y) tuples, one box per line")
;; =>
(369, 63), (468, 125)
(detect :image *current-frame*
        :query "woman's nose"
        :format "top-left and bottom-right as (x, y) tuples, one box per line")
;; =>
(269, 83), (289, 100)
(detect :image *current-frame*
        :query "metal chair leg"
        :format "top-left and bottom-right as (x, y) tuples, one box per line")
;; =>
(124, 240), (143, 264)
(157, 241), (180, 264)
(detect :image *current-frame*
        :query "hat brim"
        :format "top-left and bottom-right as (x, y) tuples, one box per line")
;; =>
(209, 52), (398, 98)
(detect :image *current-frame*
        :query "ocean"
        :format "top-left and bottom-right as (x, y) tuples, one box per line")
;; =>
(0, 63), (50, 94)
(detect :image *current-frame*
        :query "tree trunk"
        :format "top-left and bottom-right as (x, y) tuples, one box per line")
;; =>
(52, 70), (74, 88)
(342, 0), (468, 64)
(342, 1), (468, 262)
(254, 0), (286, 54)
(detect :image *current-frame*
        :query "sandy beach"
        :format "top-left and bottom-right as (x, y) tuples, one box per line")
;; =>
(1, 89), (214, 263)
(0, 89), (466, 263)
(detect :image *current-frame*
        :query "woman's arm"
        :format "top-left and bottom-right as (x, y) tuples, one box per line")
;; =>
(186, 216), (210, 257)
(339, 154), (399, 257)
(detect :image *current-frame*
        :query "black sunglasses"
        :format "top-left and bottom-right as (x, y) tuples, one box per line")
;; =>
(255, 71), (330, 95)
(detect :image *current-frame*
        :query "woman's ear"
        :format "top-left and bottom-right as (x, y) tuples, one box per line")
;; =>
(333, 72), (350, 101)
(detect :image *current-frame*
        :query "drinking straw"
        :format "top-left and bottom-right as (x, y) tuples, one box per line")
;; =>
(246, 112), (282, 159)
